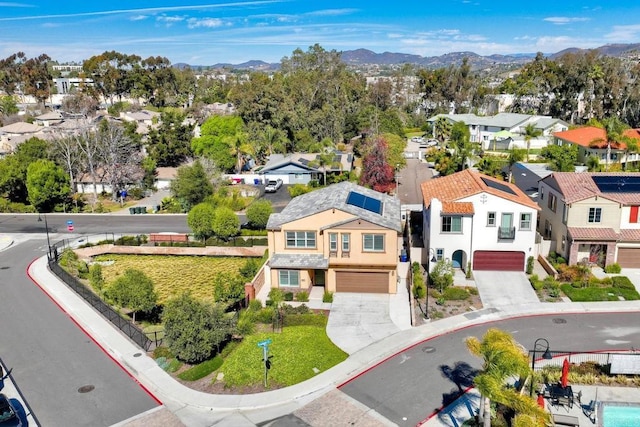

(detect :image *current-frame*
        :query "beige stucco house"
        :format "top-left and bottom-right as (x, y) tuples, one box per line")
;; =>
(538, 172), (640, 268)
(265, 181), (402, 294)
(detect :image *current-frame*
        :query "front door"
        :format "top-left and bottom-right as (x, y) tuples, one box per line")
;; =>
(452, 250), (463, 268)
(314, 270), (325, 286)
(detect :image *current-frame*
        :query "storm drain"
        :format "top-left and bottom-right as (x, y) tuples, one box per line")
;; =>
(552, 318), (567, 324)
(78, 385), (95, 393)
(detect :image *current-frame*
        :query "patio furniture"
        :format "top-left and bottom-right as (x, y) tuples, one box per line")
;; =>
(548, 384), (573, 409)
(552, 414), (580, 427)
(582, 399), (597, 423)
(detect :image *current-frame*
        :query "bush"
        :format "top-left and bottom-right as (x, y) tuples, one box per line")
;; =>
(115, 235), (147, 246)
(153, 346), (174, 359)
(295, 291), (309, 302)
(283, 292), (294, 301)
(442, 287), (470, 300)
(411, 261), (421, 275)
(255, 306), (276, 323)
(88, 264), (104, 291)
(236, 314), (256, 336)
(526, 256), (535, 274)
(283, 313), (326, 327)
(322, 291), (334, 303)
(605, 263), (622, 274)
(288, 184), (312, 198)
(177, 355), (223, 381)
(413, 281), (426, 299)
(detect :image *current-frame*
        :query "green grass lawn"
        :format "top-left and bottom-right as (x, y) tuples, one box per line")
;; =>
(93, 254), (248, 303)
(218, 324), (348, 388)
(560, 284), (640, 302)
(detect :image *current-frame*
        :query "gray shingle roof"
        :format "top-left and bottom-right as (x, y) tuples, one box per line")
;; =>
(267, 181), (402, 232)
(269, 253), (329, 269)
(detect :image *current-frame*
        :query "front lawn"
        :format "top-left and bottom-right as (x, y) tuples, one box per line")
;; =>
(560, 283), (640, 302)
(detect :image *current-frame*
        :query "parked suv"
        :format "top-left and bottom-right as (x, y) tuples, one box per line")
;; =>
(265, 179), (283, 193)
(0, 394), (17, 424)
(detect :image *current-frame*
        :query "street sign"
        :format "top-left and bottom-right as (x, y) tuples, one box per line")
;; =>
(257, 338), (272, 348)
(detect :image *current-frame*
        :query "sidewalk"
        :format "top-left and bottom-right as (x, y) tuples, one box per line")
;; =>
(27, 255), (640, 427)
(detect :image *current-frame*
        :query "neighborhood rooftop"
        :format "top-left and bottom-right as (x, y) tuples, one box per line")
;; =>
(541, 172), (640, 204)
(266, 181), (401, 232)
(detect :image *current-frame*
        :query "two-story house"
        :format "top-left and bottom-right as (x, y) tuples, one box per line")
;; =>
(421, 169), (540, 272)
(552, 127), (640, 169)
(538, 172), (640, 268)
(265, 181), (402, 294)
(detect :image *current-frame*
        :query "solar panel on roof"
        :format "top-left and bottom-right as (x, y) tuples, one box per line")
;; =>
(298, 158), (309, 166)
(481, 177), (516, 195)
(592, 176), (640, 193)
(346, 191), (383, 215)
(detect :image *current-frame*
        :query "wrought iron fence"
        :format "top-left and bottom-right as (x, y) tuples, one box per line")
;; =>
(530, 349), (640, 371)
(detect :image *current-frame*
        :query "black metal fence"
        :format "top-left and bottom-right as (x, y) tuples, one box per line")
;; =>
(531, 349), (640, 372)
(47, 255), (155, 351)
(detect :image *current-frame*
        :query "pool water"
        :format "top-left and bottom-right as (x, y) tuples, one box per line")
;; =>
(602, 404), (640, 427)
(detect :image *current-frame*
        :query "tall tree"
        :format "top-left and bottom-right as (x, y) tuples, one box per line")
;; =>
(187, 202), (216, 241)
(359, 137), (395, 193)
(146, 109), (194, 167)
(106, 269), (157, 323)
(522, 123), (543, 161)
(191, 115), (244, 172)
(26, 159), (70, 212)
(170, 160), (213, 211)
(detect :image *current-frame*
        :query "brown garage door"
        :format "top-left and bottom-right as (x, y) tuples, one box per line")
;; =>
(335, 271), (389, 293)
(473, 251), (525, 271)
(617, 248), (640, 268)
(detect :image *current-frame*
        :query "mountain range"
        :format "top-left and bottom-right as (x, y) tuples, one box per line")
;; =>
(176, 43), (640, 71)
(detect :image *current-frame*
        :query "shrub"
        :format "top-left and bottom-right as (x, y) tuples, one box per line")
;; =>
(612, 276), (635, 290)
(413, 281), (426, 299)
(429, 259), (454, 292)
(177, 355), (223, 381)
(295, 291), (309, 302)
(411, 261), (421, 275)
(526, 256), (535, 274)
(236, 315), (256, 336)
(281, 304), (310, 315)
(283, 313), (326, 327)
(115, 235), (147, 246)
(322, 291), (334, 303)
(255, 306), (275, 323)
(605, 263), (622, 274)
(283, 292), (294, 301)
(88, 264), (104, 291)
(465, 262), (472, 279)
(248, 299), (263, 311)
(153, 346), (174, 359)
(443, 287), (470, 300)
(288, 184), (312, 198)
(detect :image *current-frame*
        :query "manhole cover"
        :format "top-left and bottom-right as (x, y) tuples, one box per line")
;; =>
(78, 385), (95, 393)
(422, 346), (436, 353)
(133, 352), (142, 357)
(552, 318), (567, 324)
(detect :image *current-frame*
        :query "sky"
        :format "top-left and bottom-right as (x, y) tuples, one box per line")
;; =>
(1, 1), (640, 65)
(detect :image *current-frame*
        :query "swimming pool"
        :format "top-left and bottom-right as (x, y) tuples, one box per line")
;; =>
(601, 402), (640, 427)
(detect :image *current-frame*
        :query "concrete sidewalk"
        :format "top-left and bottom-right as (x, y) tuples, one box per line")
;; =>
(27, 255), (640, 427)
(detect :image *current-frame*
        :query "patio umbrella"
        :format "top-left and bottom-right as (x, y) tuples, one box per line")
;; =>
(561, 358), (570, 388)
(494, 130), (514, 140)
(537, 393), (545, 409)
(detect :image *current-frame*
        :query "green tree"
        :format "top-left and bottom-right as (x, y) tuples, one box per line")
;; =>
(26, 159), (70, 212)
(212, 206), (240, 240)
(88, 264), (105, 292)
(466, 329), (548, 427)
(507, 148), (526, 183)
(106, 269), (157, 323)
(596, 117), (637, 171)
(429, 259), (453, 293)
(212, 272), (245, 303)
(540, 144), (578, 172)
(146, 109), (194, 167)
(245, 200), (273, 229)
(522, 123), (543, 161)
(434, 116), (452, 142)
(187, 202), (216, 241)
(0, 95), (18, 116)
(162, 292), (236, 363)
(191, 115), (245, 172)
(170, 160), (214, 211)
(449, 121), (472, 171)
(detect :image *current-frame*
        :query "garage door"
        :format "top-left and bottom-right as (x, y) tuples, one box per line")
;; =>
(473, 251), (525, 271)
(617, 248), (640, 268)
(335, 271), (389, 293)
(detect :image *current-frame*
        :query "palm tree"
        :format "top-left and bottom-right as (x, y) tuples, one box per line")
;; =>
(309, 150), (338, 185)
(590, 117), (636, 171)
(507, 148), (526, 183)
(435, 116), (452, 143)
(466, 329), (548, 427)
(523, 123), (543, 161)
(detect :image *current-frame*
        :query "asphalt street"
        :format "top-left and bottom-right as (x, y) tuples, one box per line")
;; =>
(339, 312), (640, 426)
(0, 239), (160, 426)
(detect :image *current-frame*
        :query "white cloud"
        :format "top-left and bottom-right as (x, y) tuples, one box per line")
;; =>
(605, 24), (640, 42)
(156, 15), (186, 26)
(130, 15), (148, 21)
(187, 18), (225, 29)
(543, 16), (590, 25)
(305, 9), (358, 17)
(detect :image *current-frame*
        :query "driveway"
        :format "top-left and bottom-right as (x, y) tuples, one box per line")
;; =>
(473, 271), (539, 308)
(326, 293), (402, 355)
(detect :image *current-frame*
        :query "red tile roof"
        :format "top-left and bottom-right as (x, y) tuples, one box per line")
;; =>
(441, 201), (474, 214)
(553, 126), (640, 150)
(542, 172), (640, 204)
(421, 169), (539, 210)
(619, 229), (640, 242)
(568, 227), (619, 241)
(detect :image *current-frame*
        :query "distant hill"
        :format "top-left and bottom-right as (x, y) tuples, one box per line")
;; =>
(177, 43), (640, 71)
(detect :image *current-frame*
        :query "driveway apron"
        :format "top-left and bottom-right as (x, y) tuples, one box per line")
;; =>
(473, 271), (539, 308)
(327, 293), (400, 355)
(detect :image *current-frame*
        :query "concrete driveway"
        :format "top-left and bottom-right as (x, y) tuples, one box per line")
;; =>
(473, 271), (539, 308)
(326, 293), (402, 355)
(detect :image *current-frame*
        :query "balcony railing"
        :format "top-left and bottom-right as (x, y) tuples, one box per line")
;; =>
(498, 226), (516, 240)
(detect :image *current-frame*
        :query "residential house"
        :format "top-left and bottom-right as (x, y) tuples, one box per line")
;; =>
(421, 169), (540, 272)
(427, 112), (568, 150)
(266, 181), (402, 294)
(537, 172), (640, 268)
(0, 121), (46, 156)
(119, 110), (161, 135)
(552, 126), (640, 169)
(259, 152), (353, 185)
(35, 111), (64, 127)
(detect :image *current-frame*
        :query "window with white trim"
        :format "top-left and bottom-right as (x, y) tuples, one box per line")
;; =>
(363, 234), (384, 252)
(588, 207), (602, 223)
(442, 215), (462, 233)
(487, 212), (496, 227)
(520, 213), (532, 230)
(436, 248), (444, 261)
(341, 233), (350, 252)
(285, 231), (316, 248)
(329, 233), (338, 252)
(278, 270), (300, 287)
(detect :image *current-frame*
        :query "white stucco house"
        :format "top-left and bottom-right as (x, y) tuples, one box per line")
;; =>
(421, 169), (540, 273)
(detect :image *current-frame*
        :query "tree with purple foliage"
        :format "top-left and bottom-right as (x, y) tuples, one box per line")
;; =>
(359, 137), (395, 194)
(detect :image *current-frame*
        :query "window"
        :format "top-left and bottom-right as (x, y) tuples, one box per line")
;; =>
(548, 193), (557, 212)
(329, 233), (338, 254)
(544, 220), (552, 239)
(520, 213), (532, 230)
(487, 212), (496, 227)
(540, 187), (544, 201)
(278, 270), (300, 287)
(562, 204), (568, 224)
(630, 206), (639, 224)
(561, 235), (566, 251)
(341, 233), (350, 252)
(442, 216), (462, 233)
(285, 231), (316, 248)
(363, 234), (385, 252)
(588, 207), (602, 223)
(436, 248), (444, 261)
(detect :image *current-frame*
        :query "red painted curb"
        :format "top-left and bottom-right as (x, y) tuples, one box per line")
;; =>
(26, 257), (163, 406)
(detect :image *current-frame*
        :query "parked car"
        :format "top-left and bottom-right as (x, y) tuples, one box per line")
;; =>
(265, 179), (283, 193)
(0, 394), (17, 424)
